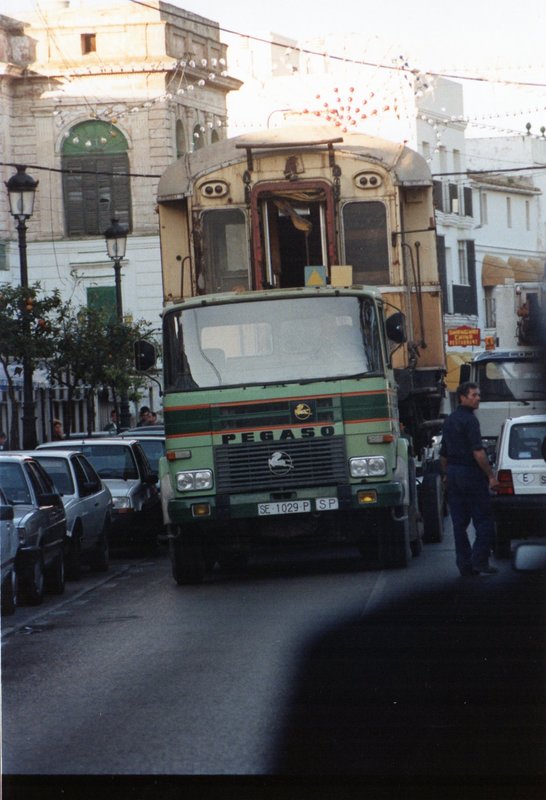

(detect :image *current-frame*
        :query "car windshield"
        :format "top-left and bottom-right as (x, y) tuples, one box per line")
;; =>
(0, 463), (31, 505)
(78, 445), (139, 480)
(478, 359), (546, 402)
(136, 439), (165, 472)
(164, 295), (383, 390)
(508, 422), (546, 460)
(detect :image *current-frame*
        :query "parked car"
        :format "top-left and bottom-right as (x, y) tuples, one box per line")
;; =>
(1, 486), (20, 615)
(492, 413), (546, 558)
(0, 453), (66, 605)
(37, 439), (161, 547)
(119, 428), (165, 484)
(29, 450), (112, 578)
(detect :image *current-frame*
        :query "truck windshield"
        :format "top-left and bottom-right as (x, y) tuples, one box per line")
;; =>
(164, 296), (383, 390)
(476, 359), (546, 402)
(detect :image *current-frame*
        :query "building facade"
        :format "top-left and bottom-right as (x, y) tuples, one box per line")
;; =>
(0, 0), (241, 438)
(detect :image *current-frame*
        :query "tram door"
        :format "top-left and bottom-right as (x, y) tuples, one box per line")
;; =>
(258, 191), (329, 288)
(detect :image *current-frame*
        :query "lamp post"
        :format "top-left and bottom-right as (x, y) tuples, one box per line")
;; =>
(104, 218), (131, 429)
(6, 165), (39, 449)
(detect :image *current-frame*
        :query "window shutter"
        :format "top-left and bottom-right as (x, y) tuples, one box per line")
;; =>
(433, 180), (444, 212)
(463, 186), (473, 217)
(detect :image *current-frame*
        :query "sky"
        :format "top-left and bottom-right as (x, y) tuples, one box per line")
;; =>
(6, 0), (546, 137)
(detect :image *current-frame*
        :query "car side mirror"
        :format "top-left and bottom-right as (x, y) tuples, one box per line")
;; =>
(37, 492), (63, 508)
(513, 542), (546, 572)
(386, 312), (406, 344)
(0, 504), (14, 521)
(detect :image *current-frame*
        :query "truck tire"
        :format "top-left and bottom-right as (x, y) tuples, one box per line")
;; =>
(21, 551), (44, 606)
(170, 538), (205, 585)
(421, 473), (444, 543)
(494, 523), (512, 560)
(379, 509), (412, 569)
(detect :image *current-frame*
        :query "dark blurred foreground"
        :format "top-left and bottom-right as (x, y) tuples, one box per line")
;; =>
(274, 564), (546, 784)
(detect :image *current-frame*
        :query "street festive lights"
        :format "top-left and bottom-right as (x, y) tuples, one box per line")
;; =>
(104, 218), (131, 429)
(5, 165), (39, 449)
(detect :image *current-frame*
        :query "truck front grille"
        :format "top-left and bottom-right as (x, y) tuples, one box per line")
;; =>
(214, 436), (347, 493)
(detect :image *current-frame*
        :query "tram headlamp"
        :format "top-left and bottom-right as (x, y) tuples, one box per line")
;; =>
(176, 470), (213, 492)
(349, 456), (387, 478)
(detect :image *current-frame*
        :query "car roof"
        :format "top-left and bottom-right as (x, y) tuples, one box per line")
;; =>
(504, 414), (546, 426)
(37, 438), (141, 448)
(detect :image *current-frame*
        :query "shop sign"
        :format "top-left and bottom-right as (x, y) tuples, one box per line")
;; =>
(447, 326), (481, 347)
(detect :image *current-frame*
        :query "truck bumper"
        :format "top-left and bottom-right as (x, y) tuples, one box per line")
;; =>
(167, 482), (404, 526)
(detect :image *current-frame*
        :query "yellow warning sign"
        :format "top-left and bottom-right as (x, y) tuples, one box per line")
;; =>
(305, 266), (327, 286)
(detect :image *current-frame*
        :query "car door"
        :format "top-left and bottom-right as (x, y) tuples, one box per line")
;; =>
(24, 461), (65, 564)
(73, 454), (107, 548)
(0, 487), (17, 584)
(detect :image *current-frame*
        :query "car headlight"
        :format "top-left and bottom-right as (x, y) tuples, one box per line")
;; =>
(112, 496), (132, 510)
(176, 470), (213, 492)
(349, 456), (387, 478)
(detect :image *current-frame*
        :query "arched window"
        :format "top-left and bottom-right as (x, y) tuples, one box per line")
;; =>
(211, 129), (219, 144)
(192, 123), (204, 151)
(176, 119), (186, 158)
(62, 120), (132, 236)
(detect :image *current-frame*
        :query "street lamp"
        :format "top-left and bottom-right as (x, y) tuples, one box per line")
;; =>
(104, 218), (131, 428)
(6, 165), (39, 449)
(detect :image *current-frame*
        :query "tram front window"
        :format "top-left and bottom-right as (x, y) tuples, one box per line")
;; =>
(201, 209), (250, 293)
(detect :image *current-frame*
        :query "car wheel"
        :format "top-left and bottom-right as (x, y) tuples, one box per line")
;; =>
(494, 523), (512, 560)
(45, 549), (65, 595)
(89, 530), (110, 572)
(21, 552), (45, 606)
(1, 568), (18, 616)
(65, 529), (82, 580)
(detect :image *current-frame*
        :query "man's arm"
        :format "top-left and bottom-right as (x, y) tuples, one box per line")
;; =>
(473, 448), (499, 489)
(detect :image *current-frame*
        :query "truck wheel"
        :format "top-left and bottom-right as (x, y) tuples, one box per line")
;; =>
(45, 550), (65, 595)
(1, 568), (18, 616)
(21, 552), (44, 606)
(421, 473), (444, 543)
(170, 539), (205, 585)
(379, 509), (412, 569)
(494, 523), (512, 559)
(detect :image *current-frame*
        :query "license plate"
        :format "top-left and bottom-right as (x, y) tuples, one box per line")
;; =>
(316, 497), (339, 511)
(258, 500), (311, 516)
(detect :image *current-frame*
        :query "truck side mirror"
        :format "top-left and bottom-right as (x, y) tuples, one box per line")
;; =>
(135, 340), (157, 372)
(386, 312), (406, 344)
(459, 364), (471, 383)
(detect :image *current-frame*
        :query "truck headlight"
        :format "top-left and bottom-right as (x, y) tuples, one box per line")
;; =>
(176, 470), (213, 492)
(349, 456), (387, 478)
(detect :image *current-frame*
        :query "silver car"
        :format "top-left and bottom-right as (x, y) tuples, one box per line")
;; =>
(1, 485), (20, 615)
(37, 439), (161, 547)
(30, 450), (112, 578)
(0, 453), (66, 606)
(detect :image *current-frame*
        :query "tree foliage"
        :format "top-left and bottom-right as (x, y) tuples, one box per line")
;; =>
(0, 283), (160, 442)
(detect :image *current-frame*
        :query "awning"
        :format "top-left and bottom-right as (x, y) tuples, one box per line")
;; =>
(482, 254), (543, 286)
(445, 352), (474, 391)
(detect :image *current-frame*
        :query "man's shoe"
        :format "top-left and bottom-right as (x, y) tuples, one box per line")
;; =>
(473, 565), (499, 575)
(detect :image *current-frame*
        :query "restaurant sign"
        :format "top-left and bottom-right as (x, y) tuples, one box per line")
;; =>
(447, 326), (481, 347)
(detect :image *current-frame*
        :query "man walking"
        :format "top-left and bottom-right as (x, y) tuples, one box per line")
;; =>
(440, 381), (499, 576)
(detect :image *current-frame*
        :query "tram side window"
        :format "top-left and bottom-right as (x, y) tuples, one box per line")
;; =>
(201, 209), (250, 293)
(342, 201), (389, 286)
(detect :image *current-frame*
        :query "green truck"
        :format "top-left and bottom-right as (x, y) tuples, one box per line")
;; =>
(158, 286), (434, 584)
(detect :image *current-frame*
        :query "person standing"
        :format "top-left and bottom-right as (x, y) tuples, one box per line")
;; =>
(103, 409), (119, 433)
(51, 419), (65, 441)
(0, 431), (7, 450)
(439, 381), (499, 576)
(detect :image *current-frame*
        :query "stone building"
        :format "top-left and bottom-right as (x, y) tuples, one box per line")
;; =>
(0, 0), (241, 436)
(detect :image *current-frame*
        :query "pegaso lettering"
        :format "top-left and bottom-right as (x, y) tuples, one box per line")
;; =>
(221, 426), (335, 445)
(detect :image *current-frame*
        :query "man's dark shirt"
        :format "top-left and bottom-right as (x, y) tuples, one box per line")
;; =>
(440, 404), (484, 467)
